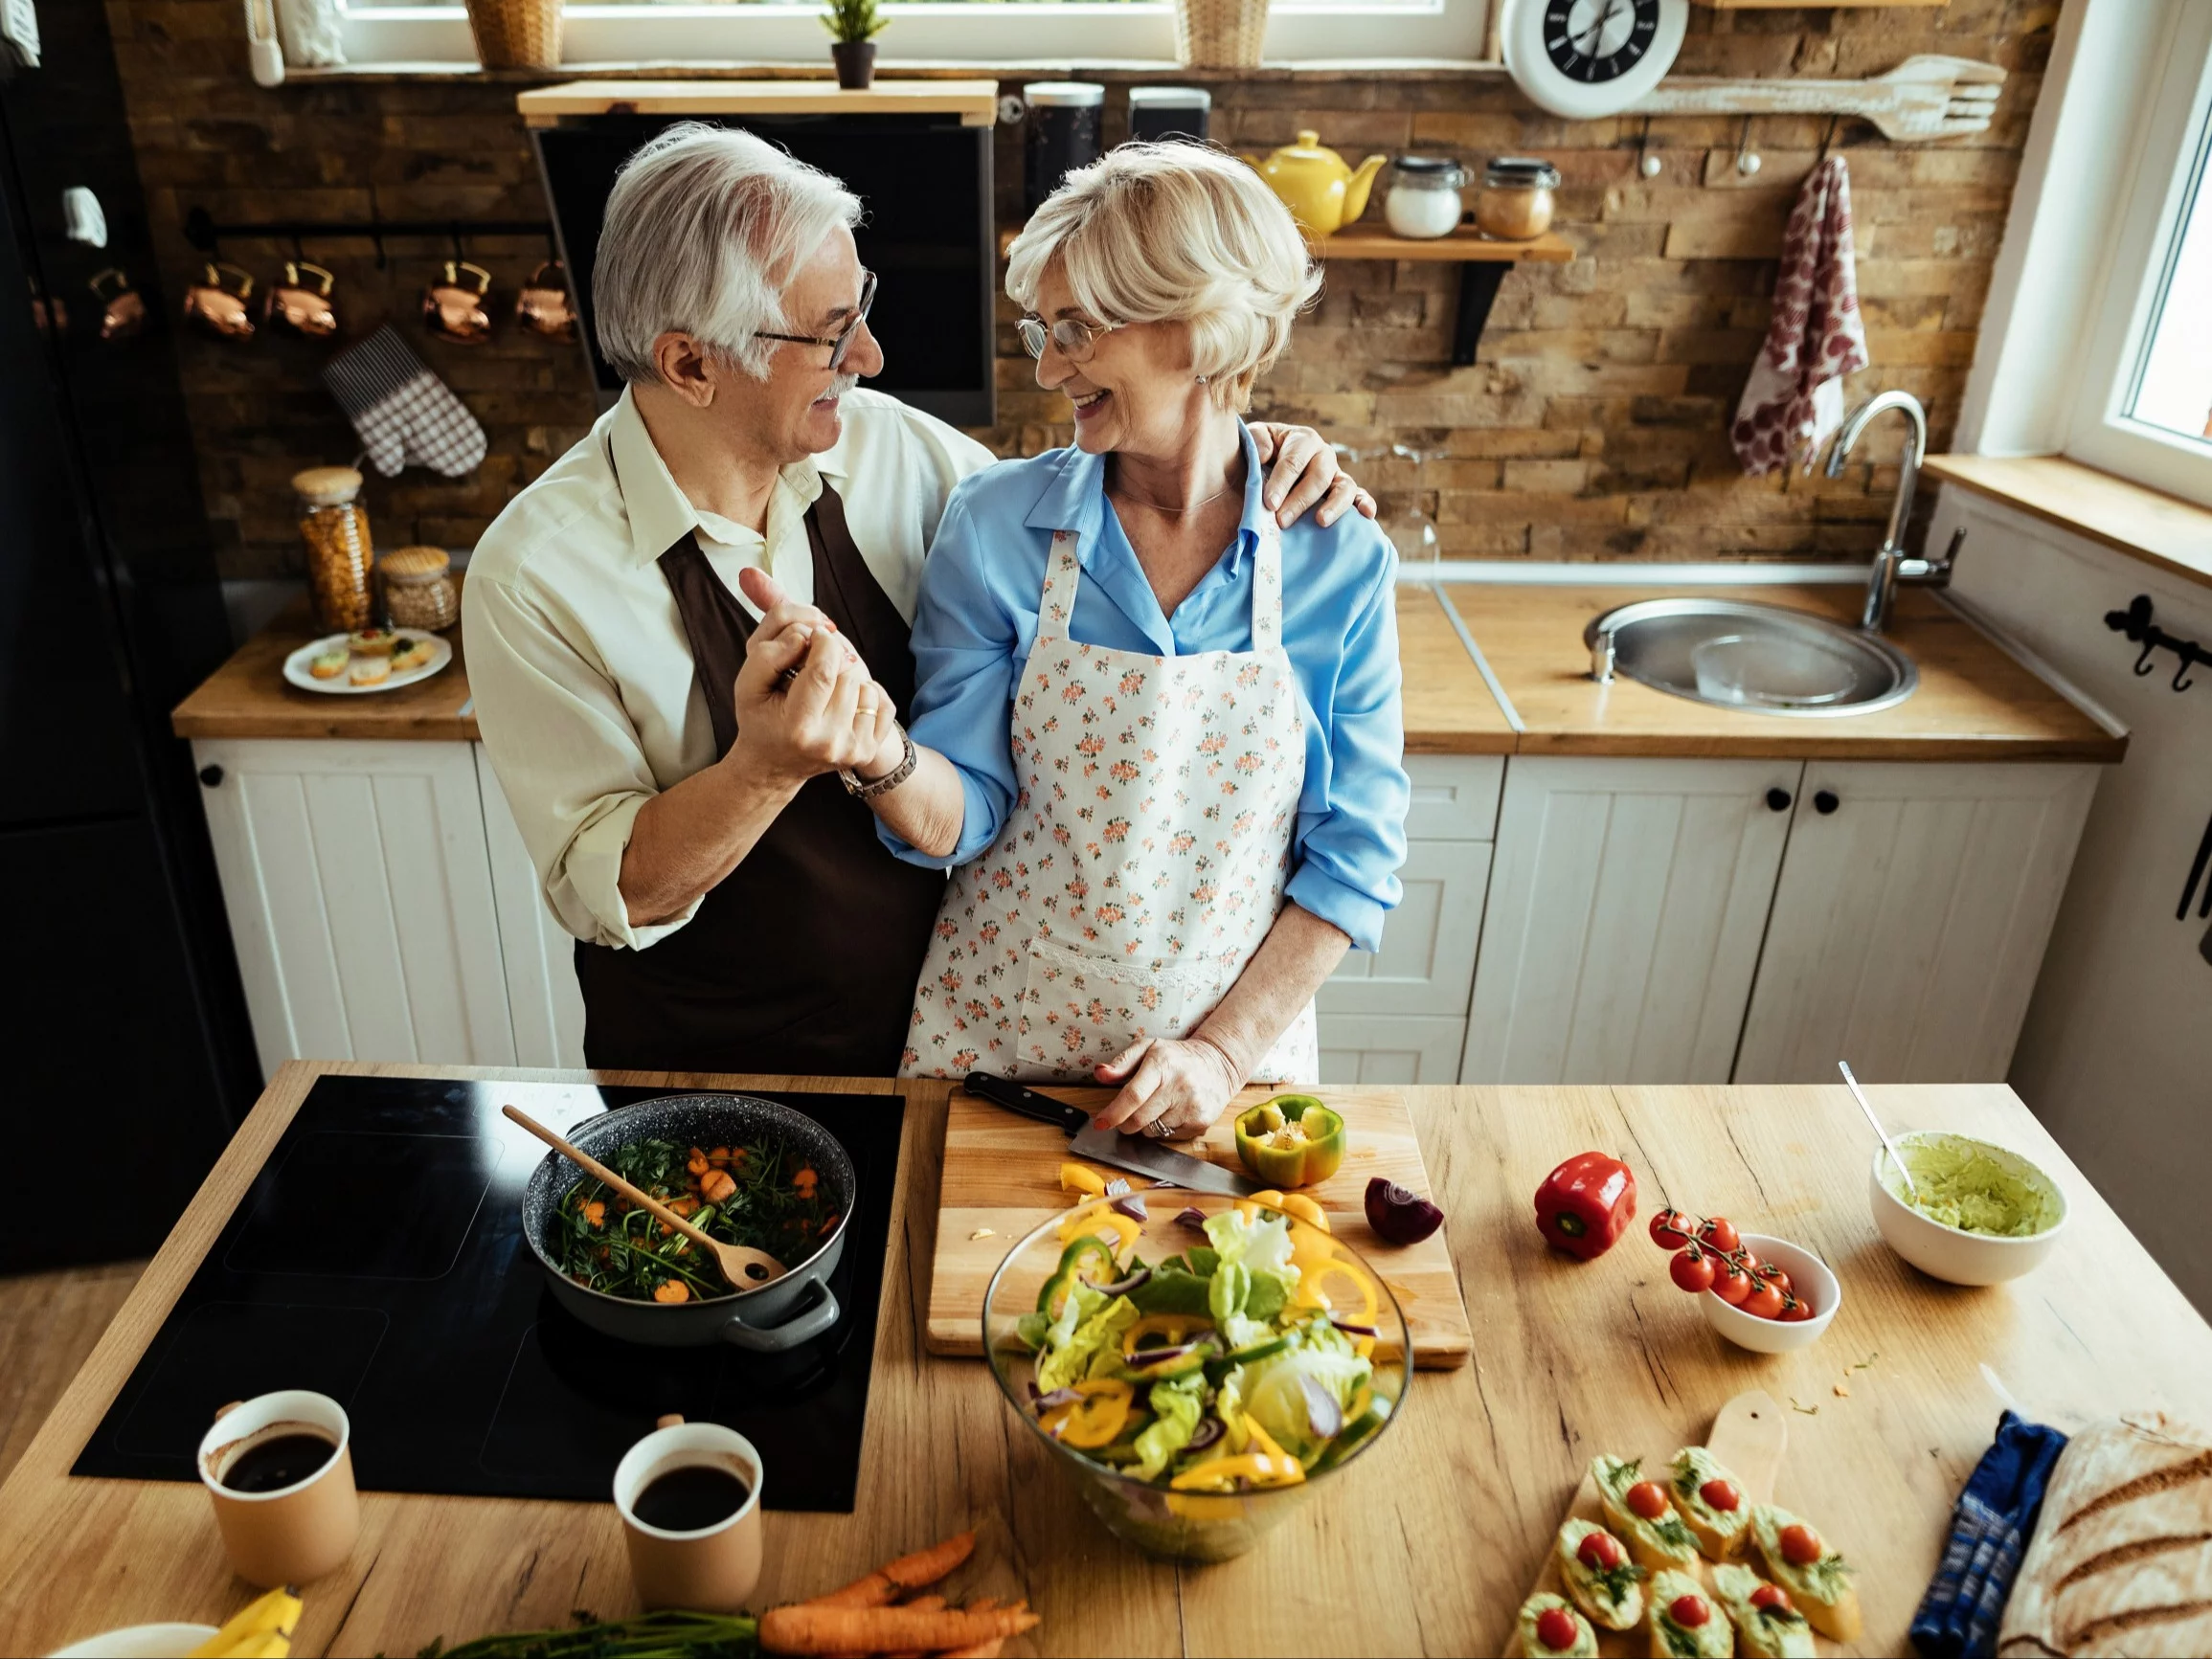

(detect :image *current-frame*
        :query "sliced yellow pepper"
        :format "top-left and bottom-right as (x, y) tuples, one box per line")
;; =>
(1294, 1257), (1379, 1330)
(1167, 1416), (1307, 1491)
(1055, 1201), (1140, 1255)
(1120, 1312), (1213, 1361)
(1040, 1378), (1134, 1448)
(1240, 1190), (1329, 1232)
(1058, 1161), (1107, 1196)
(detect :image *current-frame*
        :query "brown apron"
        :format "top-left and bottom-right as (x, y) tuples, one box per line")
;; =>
(574, 481), (946, 1076)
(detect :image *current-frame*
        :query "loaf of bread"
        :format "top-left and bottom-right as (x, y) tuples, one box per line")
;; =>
(1997, 1412), (2212, 1657)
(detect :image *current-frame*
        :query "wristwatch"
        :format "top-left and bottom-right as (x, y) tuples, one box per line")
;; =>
(841, 722), (917, 800)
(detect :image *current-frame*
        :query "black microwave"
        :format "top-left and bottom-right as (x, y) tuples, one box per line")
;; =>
(530, 112), (995, 427)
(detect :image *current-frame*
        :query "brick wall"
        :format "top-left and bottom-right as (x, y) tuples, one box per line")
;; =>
(103, 0), (2055, 577)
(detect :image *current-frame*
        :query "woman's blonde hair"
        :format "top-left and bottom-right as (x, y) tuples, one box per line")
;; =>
(1004, 142), (1321, 411)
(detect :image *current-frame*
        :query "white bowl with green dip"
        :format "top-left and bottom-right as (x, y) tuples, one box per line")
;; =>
(1869, 1131), (2069, 1286)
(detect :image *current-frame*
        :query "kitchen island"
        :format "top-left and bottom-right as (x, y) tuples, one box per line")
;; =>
(4, 1064), (2208, 1656)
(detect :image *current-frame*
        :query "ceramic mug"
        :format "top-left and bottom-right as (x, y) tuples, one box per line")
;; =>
(421, 258), (494, 345)
(613, 1416), (764, 1612)
(265, 260), (340, 341)
(182, 262), (258, 342)
(197, 1390), (360, 1587)
(514, 259), (577, 343)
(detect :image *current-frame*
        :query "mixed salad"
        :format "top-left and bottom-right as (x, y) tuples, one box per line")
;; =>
(1009, 1199), (1393, 1492)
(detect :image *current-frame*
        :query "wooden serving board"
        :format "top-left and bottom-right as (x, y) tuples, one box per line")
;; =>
(1503, 1390), (1789, 1656)
(925, 1083), (1474, 1367)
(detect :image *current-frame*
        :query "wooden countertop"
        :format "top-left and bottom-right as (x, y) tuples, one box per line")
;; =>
(6, 1062), (2210, 1656)
(1926, 453), (2212, 592)
(170, 595), (478, 743)
(172, 579), (2119, 762)
(1398, 585), (1516, 754)
(1462, 582), (2127, 761)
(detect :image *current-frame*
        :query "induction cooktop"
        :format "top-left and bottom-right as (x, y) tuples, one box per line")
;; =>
(75, 1076), (904, 1511)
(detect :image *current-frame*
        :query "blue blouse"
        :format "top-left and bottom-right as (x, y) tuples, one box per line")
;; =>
(879, 426), (1410, 953)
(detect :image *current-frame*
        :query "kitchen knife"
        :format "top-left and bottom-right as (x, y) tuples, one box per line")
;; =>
(961, 1071), (1260, 1198)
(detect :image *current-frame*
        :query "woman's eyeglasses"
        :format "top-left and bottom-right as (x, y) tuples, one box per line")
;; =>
(1017, 314), (1122, 361)
(755, 270), (877, 371)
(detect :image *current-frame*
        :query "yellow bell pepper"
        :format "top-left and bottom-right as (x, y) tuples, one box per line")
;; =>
(1241, 1189), (1329, 1232)
(1055, 1201), (1140, 1255)
(1294, 1256), (1379, 1330)
(1039, 1378), (1134, 1449)
(1120, 1312), (1213, 1362)
(1167, 1415), (1306, 1491)
(1058, 1161), (1107, 1195)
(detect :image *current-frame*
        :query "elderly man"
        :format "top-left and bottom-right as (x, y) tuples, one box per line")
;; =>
(467, 123), (1370, 1078)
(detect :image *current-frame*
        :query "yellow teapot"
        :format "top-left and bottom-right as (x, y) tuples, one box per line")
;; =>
(1244, 130), (1388, 235)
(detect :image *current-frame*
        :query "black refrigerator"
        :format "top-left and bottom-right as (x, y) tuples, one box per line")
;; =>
(0, 3), (258, 1268)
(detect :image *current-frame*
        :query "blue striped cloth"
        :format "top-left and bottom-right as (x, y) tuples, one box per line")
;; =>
(1910, 1410), (2070, 1659)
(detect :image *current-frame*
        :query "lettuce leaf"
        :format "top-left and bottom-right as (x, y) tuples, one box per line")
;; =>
(1036, 1291), (1139, 1393)
(1203, 1209), (1301, 1348)
(1131, 1378), (1205, 1481)
(1238, 1320), (1373, 1461)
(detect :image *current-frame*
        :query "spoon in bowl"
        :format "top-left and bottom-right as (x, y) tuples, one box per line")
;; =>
(504, 1105), (787, 1289)
(1838, 1061), (1919, 1202)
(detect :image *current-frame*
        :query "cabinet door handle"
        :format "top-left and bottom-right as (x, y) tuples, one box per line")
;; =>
(1814, 789), (1840, 815)
(198, 765), (223, 788)
(1766, 787), (1793, 813)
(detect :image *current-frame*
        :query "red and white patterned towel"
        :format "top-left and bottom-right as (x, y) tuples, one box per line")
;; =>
(1732, 155), (1868, 476)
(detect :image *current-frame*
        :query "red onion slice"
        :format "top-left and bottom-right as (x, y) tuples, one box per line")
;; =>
(1103, 1177), (1132, 1199)
(1174, 1206), (1209, 1231)
(1185, 1415), (1226, 1452)
(1093, 1266), (1153, 1297)
(1328, 1316), (1379, 1337)
(1111, 1193), (1150, 1222)
(1126, 1339), (1197, 1370)
(1032, 1386), (1083, 1415)
(1299, 1374), (1343, 1439)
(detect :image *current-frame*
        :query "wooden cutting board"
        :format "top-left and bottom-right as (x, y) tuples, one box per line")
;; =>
(1502, 1390), (1790, 1655)
(926, 1082), (1473, 1367)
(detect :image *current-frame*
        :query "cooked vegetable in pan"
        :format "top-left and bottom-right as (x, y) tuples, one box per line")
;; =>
(551, 1137), (838, 1303)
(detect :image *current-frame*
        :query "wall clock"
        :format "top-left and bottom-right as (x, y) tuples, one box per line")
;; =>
(1501, 0), (1689, 121)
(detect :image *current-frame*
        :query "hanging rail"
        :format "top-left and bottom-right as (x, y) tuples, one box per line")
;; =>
(2105, 594), (2205, 694)
(183, 206), (555, 269)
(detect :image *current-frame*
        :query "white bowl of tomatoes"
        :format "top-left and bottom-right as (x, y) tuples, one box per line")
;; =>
(1650, 1210), (1840, 1355)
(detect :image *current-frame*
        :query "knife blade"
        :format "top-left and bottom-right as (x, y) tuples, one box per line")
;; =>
(962, 1072), (1259, 1197)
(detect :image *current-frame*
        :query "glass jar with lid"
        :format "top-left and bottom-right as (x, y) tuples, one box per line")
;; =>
(1385, 156), (1469, 240)
(293, 465), (374, 633)
(1476, 157), (1562, 241)
(379, 545), (459, 632)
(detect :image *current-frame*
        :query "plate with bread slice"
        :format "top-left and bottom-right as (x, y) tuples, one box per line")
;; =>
(282, 626), (451, 695)
(1505, 1390), (1862, 1657)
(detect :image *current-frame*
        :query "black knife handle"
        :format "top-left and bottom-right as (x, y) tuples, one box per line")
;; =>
(963, 1071), (1089, 1132)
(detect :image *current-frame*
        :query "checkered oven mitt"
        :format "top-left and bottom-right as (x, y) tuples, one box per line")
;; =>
(1910, 1410), (2069, 1659)
(321, 325), (487, 479)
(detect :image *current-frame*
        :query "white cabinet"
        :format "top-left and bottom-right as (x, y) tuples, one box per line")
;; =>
(192, 738), (517, 1077)
(1463, 756), (1798, 1085)
(1316, 754), (1501, 1084)
(1734, 761), (2098, 1084)
(476, 746), (588, 1068)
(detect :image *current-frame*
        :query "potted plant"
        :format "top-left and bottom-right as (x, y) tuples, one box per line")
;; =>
(822, 0), (887, 89)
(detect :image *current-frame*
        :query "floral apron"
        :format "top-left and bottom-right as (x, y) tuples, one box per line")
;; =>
(901, 519), (1318, 1083)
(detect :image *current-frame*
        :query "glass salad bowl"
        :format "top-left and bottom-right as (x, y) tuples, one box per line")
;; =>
(982, 1187), (1411, 1562)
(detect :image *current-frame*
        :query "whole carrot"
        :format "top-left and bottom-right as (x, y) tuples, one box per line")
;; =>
(759, 1601), (1036, 1656)
(804, 1530), (977, 1608)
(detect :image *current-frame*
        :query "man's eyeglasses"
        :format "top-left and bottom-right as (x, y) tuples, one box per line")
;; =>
(1017, 313), (1122, 362)
(755, 270), (877, 371)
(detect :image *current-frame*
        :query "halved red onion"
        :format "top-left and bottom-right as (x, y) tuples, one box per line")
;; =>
(1299, 1375), (1343, 1439)
(1365, 1177), (1445, 1244)
(1175, 1206), (1209, 1231)
(1093, 1266), (1153, 1297)
(1111, 1193), (1149, 1222)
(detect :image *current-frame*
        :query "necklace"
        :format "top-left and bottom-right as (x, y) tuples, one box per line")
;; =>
(1109, 473), (1236, 516)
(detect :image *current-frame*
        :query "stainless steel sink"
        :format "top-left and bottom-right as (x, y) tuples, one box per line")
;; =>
(1584, 597), (1917, 717)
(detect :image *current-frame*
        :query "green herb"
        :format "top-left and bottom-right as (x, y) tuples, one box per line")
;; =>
(1653, 1514), (1696, 1550)
(820, 0), (887, 42)
(1593, 1559), (1645, 1607)
(1757, 1603), (1809, 1629)
(1803, 1553), (1853, 1598)
(1789, 1398), (1820, 1415)
(1659, 1616), (1704, 1658)
(551, 1136), (834, 1303)
(1853, 1351), (1880, 1370)
(418, 1608), (758, 1658)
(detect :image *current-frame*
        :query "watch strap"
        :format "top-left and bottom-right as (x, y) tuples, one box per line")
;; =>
(842, 724), (916, 800)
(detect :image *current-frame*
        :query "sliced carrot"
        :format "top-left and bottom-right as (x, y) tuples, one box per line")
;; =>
(687, 1148), (711, 1177)
(581, 1199), (606, 1228)
(652, 1280), (690, 1304)
(701, 1169), (737, 1204)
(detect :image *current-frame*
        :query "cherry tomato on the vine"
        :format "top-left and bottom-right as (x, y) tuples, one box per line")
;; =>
(1759, 1263), (1793, 1293)
(1778, 1292), (1817, 1322)
(1742, 1277), (1785, 1319)
(1699, 1216), (1742, 1254)
(1711, 1256), (1753, 1305)
(1649, 1208), (1693, 1248)
(1670, 1245), (1717, 1294)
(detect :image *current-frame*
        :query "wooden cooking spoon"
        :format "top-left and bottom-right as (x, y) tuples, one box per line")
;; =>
(504, 1104), (787, 1289)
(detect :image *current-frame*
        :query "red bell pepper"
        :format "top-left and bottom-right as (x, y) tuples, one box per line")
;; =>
(1534, 1152), (1637, 1261)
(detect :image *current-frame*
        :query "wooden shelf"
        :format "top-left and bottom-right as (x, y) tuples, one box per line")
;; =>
(1924, 453), (2212, 592)
(1314, 228), (1574, 263)
(516, 78), (1000, 127)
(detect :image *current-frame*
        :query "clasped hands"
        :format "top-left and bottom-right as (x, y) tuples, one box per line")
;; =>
(729, 566), (903, 792)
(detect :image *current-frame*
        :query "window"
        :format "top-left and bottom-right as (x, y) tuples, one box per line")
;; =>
(2066, 4), (2212, 505)
(334, 0), (1499, 68)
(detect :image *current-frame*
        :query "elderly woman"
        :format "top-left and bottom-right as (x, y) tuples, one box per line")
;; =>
(868, 144), (1408, 1141)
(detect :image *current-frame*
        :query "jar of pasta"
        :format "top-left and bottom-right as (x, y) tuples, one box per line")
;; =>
(379, 545), (459, 632)
(293, 465), (373, 633)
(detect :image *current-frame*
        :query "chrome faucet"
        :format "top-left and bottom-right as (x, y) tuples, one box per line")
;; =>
(1824, 391), (1955, 633)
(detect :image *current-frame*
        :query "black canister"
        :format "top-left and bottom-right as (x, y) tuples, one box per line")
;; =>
(1126, 85), (1211, 146)
(1024, 81), (1105, 213)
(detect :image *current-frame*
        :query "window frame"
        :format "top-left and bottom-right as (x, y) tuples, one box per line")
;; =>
(334, 0), (1500, 70)
(2062, 1), (2212, 507)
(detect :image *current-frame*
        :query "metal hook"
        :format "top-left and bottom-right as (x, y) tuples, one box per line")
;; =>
(1636, 116), (1661, 180)
(1818, 115), (1840, 167)
(1736, 116), (1761, 178)
(2134, 639), (2161, 677)
(2177, 645), (2200, 694)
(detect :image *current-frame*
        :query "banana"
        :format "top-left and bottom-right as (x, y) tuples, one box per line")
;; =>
(188, 1586), (302, 1658)
(217, 1631), (291, 1658)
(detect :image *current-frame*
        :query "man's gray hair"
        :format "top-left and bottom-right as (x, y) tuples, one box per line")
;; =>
(593, 123), (862, 384)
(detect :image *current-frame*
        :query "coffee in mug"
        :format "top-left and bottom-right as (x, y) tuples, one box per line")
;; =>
(613, 1416), (764, 1612)
(198, 1390), (359, 1586)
